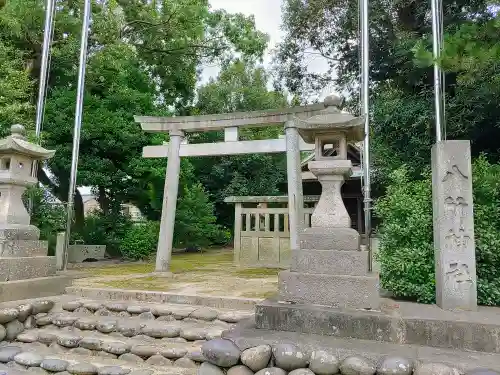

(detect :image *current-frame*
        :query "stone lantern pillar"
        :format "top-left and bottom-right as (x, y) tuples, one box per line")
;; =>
(278, 95), (379, 309)
(0, 124), (71, 302)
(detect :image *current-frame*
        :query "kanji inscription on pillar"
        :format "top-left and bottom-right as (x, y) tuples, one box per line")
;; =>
(432, 140), (477, 311)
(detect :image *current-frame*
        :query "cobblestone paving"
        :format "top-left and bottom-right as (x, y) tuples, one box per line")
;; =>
(0, 297), (254, 375)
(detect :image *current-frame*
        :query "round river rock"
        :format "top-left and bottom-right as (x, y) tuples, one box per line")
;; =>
(309, 350), (340, 375)
(202, 338), (241, 367)
(228, 365), (254, 375)
(0, 325), (5, 342)
(14, 352), (44, 367)
(16, 304), (33, 323)
(377, 356), (413, 375)
(41, 359), (69, 372)
(67, 363), (98, 375)
(289, 369), (315, 375)
(466, 370), (500, 375)
(340, 356), (376, 375)
(0, 346), (23, 363)
(118, 353), (144, 364)
(32, 300), (55, 315)
(199, 362), (226, 375)
(174, 357), (198, 368)
(145, 354), (172, 366)
(0, 308), (19, 324)
(414, 363), (460, 375)
(255, 367), (288, 375)
(241, 345), (272, 372)
(191, 308), (218, 321)
(96, 319), (117, 333)
(5, 320), (24, 341)
(272, 344), (309, 371)
(62, 301), (82, 312)
(98, 366), (131, 375)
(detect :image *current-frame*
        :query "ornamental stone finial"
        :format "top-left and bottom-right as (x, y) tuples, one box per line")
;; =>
(11, 124), (26, 139)
(324, 94), (344, 109)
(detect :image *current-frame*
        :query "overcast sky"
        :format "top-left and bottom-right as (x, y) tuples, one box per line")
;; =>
(203, 0), (332, 98)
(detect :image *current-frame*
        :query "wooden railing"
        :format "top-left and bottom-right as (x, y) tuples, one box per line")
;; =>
(225, 196), (319, 268)
(240, 207), (315, 234)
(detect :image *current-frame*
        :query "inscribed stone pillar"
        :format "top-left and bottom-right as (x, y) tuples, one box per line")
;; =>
(155, 130), (184, 273)
(432, 140), (477, 311)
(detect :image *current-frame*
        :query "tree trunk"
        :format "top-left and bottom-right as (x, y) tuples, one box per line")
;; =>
(97, 185), (110, 215)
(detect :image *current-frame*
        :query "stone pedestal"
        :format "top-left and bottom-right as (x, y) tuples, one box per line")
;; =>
(432, 140), (477, 311)
(0, 125), (72, 301)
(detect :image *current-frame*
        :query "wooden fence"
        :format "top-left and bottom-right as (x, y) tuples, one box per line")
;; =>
(225, 196), (318, 268)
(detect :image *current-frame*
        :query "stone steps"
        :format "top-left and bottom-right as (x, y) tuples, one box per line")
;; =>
(0, 342), (198, 375)
(0, 296), (256, 374)
(0, 257), (56, 282)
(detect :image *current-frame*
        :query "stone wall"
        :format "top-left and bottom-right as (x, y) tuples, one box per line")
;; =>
(0, 300), (55, 342)
(198, 339), (495, 375)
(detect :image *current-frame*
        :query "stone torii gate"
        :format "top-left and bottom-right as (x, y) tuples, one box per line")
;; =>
(136, 99), (339, 274)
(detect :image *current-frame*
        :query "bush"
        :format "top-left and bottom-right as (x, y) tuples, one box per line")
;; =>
(174, 182), (231, 248)
(26, 187), (66, 255)
(375, 156), (500, 305)
(119, 221), (159, 260)
(76, 211), (134, 256)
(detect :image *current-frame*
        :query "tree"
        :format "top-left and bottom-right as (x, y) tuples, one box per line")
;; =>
(189, 60), (290, 227)
(275, 0), (500, 188)
(0, 40), (33, 137)
(275, 0), (492, 98)
(0, 0), (269, 227)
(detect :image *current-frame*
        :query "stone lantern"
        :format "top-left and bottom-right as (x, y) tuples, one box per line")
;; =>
(0, 124), (55, 228)
(277, 95), (379, 309)
(0, 124), (70, 302)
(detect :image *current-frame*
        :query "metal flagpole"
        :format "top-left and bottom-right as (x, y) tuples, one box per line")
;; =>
(63, 0), (92, 271)
(360, 0), (372, 270)
(30, 0), (56, 214)
(431, 0), (444, 141)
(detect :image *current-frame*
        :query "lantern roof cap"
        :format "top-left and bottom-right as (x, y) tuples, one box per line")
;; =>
(0, 124), (55, 159)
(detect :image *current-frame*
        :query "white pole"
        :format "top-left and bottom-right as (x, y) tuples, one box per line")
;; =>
(360, 0), (372, 270)
(30, 0), (56, 213)
(431, 0), (444, 141)
(63, 0), (91, 271)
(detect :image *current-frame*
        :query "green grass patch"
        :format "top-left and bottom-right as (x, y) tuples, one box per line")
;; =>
(101, 276), (169, 291)
(88, 250), (233, 276)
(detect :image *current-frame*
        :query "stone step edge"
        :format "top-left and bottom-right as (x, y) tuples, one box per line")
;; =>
(9, 347), (198, 375)
(280, 270), (378, 280)
(66, 287), (260, 311)
(223, 323), (500, 372)
(0, 256), (55, 260)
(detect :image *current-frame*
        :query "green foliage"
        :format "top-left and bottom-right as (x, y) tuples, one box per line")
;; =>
(471, 156), (500, 305)
(191, 61), (289, 228)
(119, 221), (160, 261)
(0, 0), (269, 232)
(374, 167), (435, 303)
(26, 187), (66, 255)
(0, 40), (33, 136)
(375, 157), (500, 305)
(275, 0), (500, 197)
(76, 211), (134, 256)
(175, 183), (230, 248)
